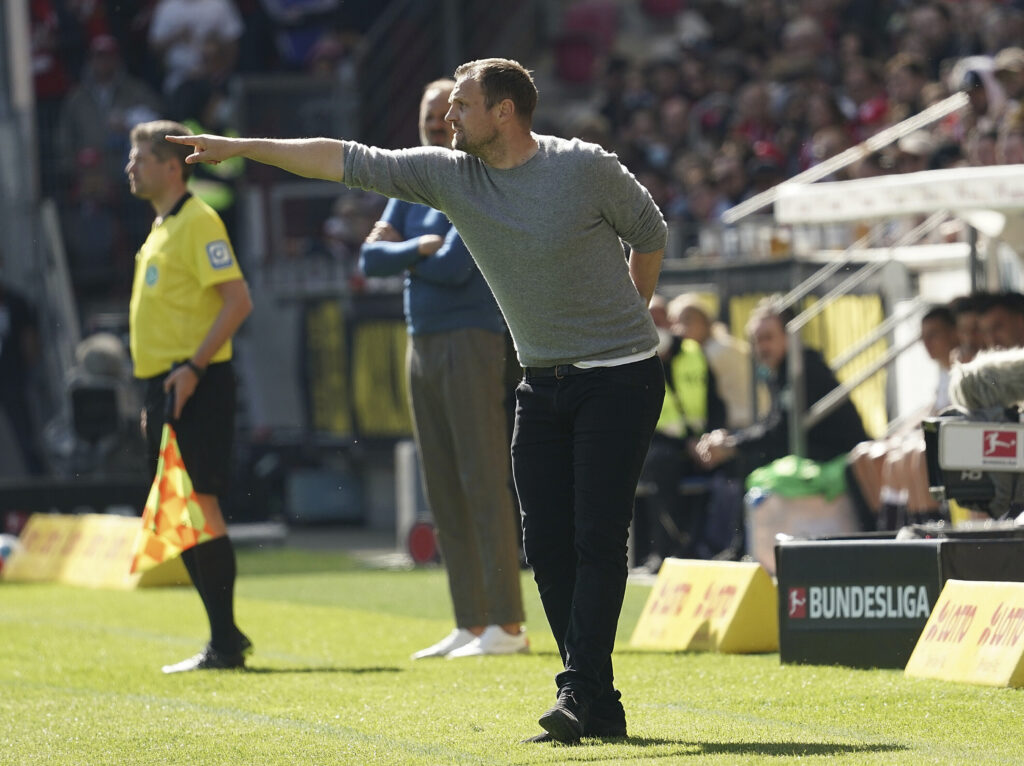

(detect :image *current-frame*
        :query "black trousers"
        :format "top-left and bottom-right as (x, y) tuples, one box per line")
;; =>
(513, 355), (664, 701)
(142, 361), (236, 496)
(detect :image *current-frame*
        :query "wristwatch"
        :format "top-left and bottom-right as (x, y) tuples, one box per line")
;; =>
(184, 359), (206, 379)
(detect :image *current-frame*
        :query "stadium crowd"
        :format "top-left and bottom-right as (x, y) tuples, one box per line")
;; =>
(552, 0), (1024, 253)
(28, 0), (1024, 314)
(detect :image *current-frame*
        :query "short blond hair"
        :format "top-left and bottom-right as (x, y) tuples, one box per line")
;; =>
(667, 293), (713, 326)
(129, 120), (195, 180)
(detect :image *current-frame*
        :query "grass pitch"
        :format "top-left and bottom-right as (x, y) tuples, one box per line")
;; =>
(1, 545), (1021, 765)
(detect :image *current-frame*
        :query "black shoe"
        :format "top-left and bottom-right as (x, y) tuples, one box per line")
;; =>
(588, 692), (627, 737)
(522, 710), (627, 743)
(162, 634), (253, 674)
(538, 688), (590, 744)
(521, 732), (556, 744)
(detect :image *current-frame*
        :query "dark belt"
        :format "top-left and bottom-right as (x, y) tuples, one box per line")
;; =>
(523, 363), (594, 380)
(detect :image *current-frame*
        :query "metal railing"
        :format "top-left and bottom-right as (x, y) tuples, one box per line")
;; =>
(721, 91), (969, 226)
(781, 212), (951, 456)
(717, 89), (973, 457)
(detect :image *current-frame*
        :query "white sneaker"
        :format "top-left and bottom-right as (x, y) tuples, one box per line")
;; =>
(410, 628), (476, 660)
(446, 625), (529, 658)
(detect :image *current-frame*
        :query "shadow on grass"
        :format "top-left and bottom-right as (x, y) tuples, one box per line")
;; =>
(244, 665), (403, 675)
(550, 737), (907, 756)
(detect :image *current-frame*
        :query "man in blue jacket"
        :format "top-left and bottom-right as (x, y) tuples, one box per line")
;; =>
(359, 79), (527, 660)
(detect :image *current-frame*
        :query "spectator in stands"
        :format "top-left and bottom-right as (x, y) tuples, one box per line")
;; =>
(929, 140), (967, 170)
(674, 172), (729, 244)
(954, 62), (1008, 138)
(358, 79), (527, 661)
(841, 57), (889, 141)
(59, 147), (125, 309)
(965, 125), (999, 166)
(920, 304), (959, 413)
(797, 92), (850, 171)
(30, 0), (112, 194)
(904, 2), (960, 79)
(728, 81), (777, 150)
(993, 46), (1024, 106)
(975, 4), (1023, 59)
(644, 55), (685, 105)
(168, 30), (247, 238)
(53, 33), (166, 296)
(594, 55), (648, 137)
(894, 130), (937, 174)
(978, 291), (1024, 350)
(694, 297), (869, 557)
(885, 52), (930, 124)
(746, 141), (786, 196)
(659, 95), (692, 159)
(636, 299), (726, 571)
(55, 34), (164, 192)
(148, 0), (243, 95)
(808, 124), (854, 178)
(688, 57), (740, 150)
(950, 293), (986, 364)
(996, 104), (1024, 164)
(711, 150), (751, 208)
(258, 0), (343, 71)
(776, 13), (837, 86)
(619, 107), (671, 172)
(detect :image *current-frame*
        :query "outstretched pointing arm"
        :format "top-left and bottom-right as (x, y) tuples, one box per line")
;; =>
(165, 134), (345, 182)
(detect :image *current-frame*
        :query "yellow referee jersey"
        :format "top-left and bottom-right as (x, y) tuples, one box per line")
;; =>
(129, 193), (245, 377)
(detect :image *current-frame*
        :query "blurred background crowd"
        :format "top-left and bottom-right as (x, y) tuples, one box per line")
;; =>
(5, 0), (1024, 539)
(26, 0), (1024, 319)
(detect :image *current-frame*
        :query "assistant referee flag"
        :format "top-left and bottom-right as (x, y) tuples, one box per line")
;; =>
(130, 421), (216, 573)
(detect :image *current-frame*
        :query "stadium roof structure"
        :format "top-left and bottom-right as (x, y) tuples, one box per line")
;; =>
(775, 164), (1024, 256)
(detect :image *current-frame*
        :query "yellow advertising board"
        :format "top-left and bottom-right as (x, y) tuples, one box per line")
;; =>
(630, 558), (778, 653)
(905, 579), (1024, 687)
(2, 513), (188, 589)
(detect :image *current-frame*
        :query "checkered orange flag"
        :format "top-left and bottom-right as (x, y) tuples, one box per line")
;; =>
(130, 422), (216, 573)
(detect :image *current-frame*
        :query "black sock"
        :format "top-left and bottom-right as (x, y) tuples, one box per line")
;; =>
(180, 536), (242, 653)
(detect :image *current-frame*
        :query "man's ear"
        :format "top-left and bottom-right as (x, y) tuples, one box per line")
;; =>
(497, 98), (515, 123)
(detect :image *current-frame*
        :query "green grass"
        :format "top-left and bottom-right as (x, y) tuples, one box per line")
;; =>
(1, 547), (1022, 765)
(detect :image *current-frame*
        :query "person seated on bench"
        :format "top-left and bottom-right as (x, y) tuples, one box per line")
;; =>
(694, 296), (869, 559)
(636, 296), (726, 572)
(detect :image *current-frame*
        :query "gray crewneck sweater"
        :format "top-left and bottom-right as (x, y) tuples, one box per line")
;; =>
(343, 134), (667, 368)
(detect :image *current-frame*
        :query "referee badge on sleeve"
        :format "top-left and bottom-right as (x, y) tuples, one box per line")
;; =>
(206, 240), (233, 269)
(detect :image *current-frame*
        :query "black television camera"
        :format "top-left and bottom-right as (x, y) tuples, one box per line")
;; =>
(923, 409), (1024, 518)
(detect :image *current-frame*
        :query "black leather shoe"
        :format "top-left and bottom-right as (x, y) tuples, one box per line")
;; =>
(538, 688), (590, 744)
(521, 712), (627, 744)
(162, 634), (252, 674)
(587, 707), (627, 737)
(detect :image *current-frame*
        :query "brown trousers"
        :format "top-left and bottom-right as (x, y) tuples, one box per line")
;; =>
(407, 328), (525, 627)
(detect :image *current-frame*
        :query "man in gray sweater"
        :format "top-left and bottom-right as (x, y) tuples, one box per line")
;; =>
(168, 57), (667, 745)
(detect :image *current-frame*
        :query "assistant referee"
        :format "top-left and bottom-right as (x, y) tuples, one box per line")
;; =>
(126, 120), (254, 673)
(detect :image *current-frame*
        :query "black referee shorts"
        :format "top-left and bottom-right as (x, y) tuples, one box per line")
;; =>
(142, 361), (236, 496)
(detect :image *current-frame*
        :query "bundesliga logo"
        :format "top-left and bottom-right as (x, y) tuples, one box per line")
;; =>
(787, 585), (930, 620)
(788, 587), (807, 618)
(983, 430), (1017, 458)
